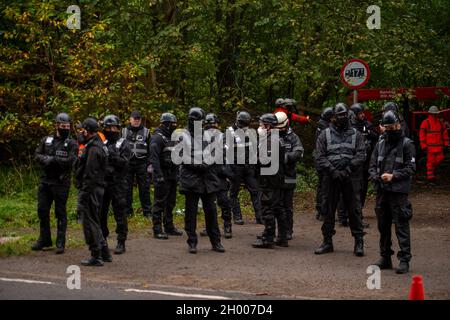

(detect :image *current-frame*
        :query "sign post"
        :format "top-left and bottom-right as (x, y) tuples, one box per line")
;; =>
(340, 59), (371, 104)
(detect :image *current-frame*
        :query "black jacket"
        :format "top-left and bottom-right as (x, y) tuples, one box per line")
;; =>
(257, 132), (285, 190)
(178, 129), (222, 194)
(369, 135), (416, 194)
(315, 123), (366, 176)
(351, 118), (379, 152)
(76, 134), (108, 192)
(226, 125), (257, 166)
(122, 124), (151, 166)
(104, 137), (131, 183)
(35, 134), (78, 186)
(281, 128), (303, 187)
(206, 128), (233, 192)
(315, 119), (330, 142)
(150, 126), (177, 181)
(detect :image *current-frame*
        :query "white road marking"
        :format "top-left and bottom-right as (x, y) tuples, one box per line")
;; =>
(0, 277), (54, 285)
(124, 288), (231, 300)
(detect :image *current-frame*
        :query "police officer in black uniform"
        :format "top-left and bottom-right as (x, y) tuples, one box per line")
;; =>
(76, 118), (109, 266)
(122, 110), (152, 218)
(337, 103), (378, 228)
(382, 102), (410, 138)
(227, 111), (262, 225)
(150, 113), (183, 239)
(100, 115), (131, 255)
(33, 113), (78, 254)
(314, 107), (333, 221)
(203, 113), (233, 239)
(275, 111), (304, 241)
(369, 111), (415, 274)
(252, 114), (286, 249)
(178, 107), (225, 254)
(314, 103), (366, 257)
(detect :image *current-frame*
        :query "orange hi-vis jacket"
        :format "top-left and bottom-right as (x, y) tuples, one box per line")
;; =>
(77, 132), (106, 157)
(274, 107), (309, 124)
(419, 116), (449, 153)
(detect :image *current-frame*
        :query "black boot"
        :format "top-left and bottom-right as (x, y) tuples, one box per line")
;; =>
(252, 238), (275, 249)
(396, 261), (409, 274)
(275, 239), (289, 247)
(81, 251), (104, 266)
(114, 240), (126, 254)
(354, 237), (364, 257)
(153, 230), (169, 240)
(314, 238), (334, 254)
(224, 223), (232, 239)
(286, 232), (293, 241)
(31, 238), (52, 251)
(55, 231), (65, 254)
(101, 245), (113, 262)
(373, 256), (393, 269)
(212, 242), (225, 253)
(188, 243), (197, 254)
(166, 227), (183, 236)
(199, 229), (208, 237)
(234, 217), (244, 225)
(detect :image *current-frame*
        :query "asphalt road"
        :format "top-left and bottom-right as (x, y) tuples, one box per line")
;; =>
(0, 276), (270, 300)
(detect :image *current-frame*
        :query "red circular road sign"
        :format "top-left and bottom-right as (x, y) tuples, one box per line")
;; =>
(340, 59), (371, 89)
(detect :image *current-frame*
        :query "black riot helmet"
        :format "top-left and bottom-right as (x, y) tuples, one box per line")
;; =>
(160, 112), (177, 123)
(350, 103), (364, 115)
(204, 113), (219, 125)
(103, 115), (121, 128)
(236, 111), (251, 128)
(55, 113), (71, 123)
(259, 113), (278, 128)
(381, 110), (400, 126)
(275, 98), (285, 108)
(321, 107), (334, 122)
(81, 117), (99, 133)
(333, 102), (348, 116)
(188, 107), (205, 121)
(383, 101), (399, 113)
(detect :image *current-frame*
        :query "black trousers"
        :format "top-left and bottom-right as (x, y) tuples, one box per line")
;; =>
(79, 187), (107, 254)
(261, 188), (286, 243)
(100, 181), (128, 242)
(184, 192), (221, 247)
(337, 172), (363, 222)
(217, 190), (232, 225)
(321, 175), (364, 239)
(229, 165), (261, 221)
(126, 162), (152, 216)
(152, 178), (177, 232)
(375, 191), (412, 262)
(315, 171), (326, 217)
(279, 187), (295, 235)
(37, 183), (69, 246)
(360, 161), (370, 208)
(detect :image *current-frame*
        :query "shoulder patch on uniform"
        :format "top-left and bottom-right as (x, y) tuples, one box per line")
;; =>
(45, 136), (54, 144)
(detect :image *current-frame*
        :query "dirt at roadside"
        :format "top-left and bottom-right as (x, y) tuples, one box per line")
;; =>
(0, 185), (449, 299)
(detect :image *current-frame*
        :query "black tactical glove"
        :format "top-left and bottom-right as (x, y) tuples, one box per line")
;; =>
(43, 155), (55, 166)
(331, 170), (343, 181)
(155, 175), (165, 184)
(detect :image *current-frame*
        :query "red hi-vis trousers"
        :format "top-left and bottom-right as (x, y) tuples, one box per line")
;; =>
(426, 151), (444, 181)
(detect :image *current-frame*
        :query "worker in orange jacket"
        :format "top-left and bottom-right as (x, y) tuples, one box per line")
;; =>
(274, 98), (310, 125)
(419, 106), (450, 182)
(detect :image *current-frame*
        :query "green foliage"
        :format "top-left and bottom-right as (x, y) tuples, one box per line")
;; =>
(1, 0), (449, 159)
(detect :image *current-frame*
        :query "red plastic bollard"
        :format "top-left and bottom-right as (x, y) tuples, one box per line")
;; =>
(408, 275), (425, 300)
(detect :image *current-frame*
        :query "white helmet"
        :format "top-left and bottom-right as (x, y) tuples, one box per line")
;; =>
(274, 111), (289, 128)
